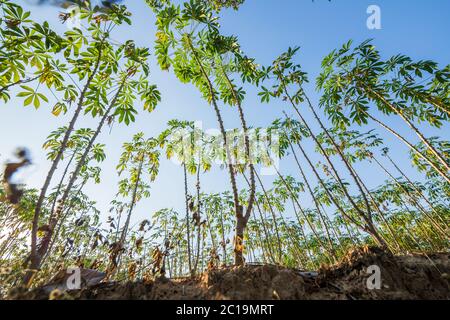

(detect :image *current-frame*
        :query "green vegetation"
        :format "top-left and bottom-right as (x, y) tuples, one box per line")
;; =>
(0, 0), (448, 294)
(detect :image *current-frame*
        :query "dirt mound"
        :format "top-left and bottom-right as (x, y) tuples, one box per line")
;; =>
(7, 247), (450, 300)
(314, 246), (450, 300)
(204, 264), (306, 300)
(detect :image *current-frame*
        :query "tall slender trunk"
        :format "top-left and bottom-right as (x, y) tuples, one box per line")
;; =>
(23, 75), (122, 286)
(288, 140), (337, 256)
(253, 170), (283, 261)
(204, 207), (217, 255)
(273, 167), (331, 256)
(304, 94), (374, 221)
(49, 147), (79, 215)
(241, 172), (276, 263)
(218, 206), (227, 265)
(295, 138), (388, 248)
(24, 44), (104, 286)
(253, 202), (276, 263)
(279, 83), (387, 249)
(54, 80), (126, 219)
(366, 88), (450, 173)
(372, 156), (449, 239)
(187, 37), (248, 265)
(220, 67), (256, 227)
(114, 157), (144, 272)
(340, 216), (361, 246)
(294, 138), (361, 229)
(193, 162), (203, 275)
(348, 164), (402, 251)
(396, 203), (434, 252)
(279, 87), (369, 229)
(364, 110), (450, 183)
(385, 153), (448, 226)
(278, 218), (305, 266)
(183, 162), (192, 275)
(40, 180), (87, 268)
(251, 214), (268, 264)
(290, 199), (315, 267)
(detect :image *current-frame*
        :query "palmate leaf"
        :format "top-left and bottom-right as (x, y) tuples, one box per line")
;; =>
(17, 85), (48, 109)
(63, 28), (87, 58)
(115, 104), (137, 125)
(258, 86), (271, 103)
(140, 84), (161, 112)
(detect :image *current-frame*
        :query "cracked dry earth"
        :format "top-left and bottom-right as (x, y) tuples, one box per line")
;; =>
(8, 247), (450, 300)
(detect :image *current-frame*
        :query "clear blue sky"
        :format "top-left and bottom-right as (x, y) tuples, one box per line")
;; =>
(1, 0), (449, 226)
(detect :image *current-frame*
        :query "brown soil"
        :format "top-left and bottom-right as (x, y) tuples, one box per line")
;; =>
(8, 247), (450, 300)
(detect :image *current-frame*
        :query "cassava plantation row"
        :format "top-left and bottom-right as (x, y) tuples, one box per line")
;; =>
(0, 0), (448, 300)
